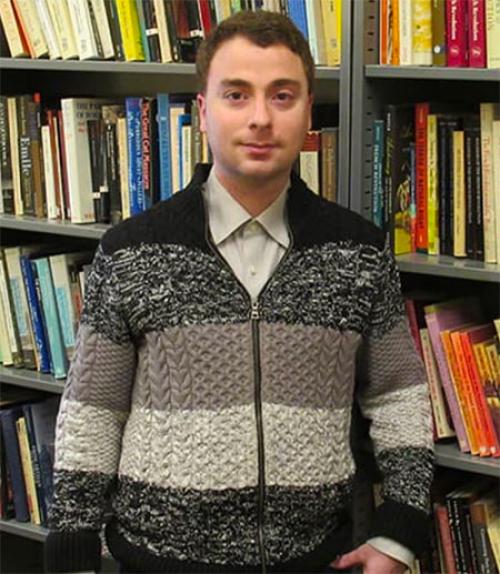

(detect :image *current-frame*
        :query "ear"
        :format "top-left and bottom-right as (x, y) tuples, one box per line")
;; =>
(197, 92), (207, 133)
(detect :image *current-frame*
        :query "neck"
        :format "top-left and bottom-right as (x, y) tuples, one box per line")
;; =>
(214, 167), (289, 217)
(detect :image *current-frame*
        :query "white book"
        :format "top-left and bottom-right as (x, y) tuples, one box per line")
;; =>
(12, 0), (49, 58)
(305, 0), (327, 66)
(61, 98), (109, 223)
(89, 0), (115, 59)
(34, 0), (61, 59)
(154, 0), (172, 63)
(7, 98), (23, 215)
(170, 105), (185, 195)
(0, 290), (13, 366)
(480, 103), (499, 263)
(486, 0), (500, 68)
(399, 0), (413, 65)
(117, 116), (131, 220)
(41, 125), (58, 220)
(492, 120), (500, 263)
(181, 124), (192, 189)
(66, 0), (100, 60)
(300, 151), (320, 195)
(0, 253), (22, 364)
(46, 0), (78, 59)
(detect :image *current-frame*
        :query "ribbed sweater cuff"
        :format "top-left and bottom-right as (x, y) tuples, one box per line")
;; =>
(368, 500), (431, 557)
(44, 530), (102, 573)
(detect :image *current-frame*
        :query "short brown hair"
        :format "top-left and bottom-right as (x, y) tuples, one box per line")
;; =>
(195, 10), (315, 94)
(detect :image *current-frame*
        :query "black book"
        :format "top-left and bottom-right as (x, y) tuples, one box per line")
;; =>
(164, 0), (181, 62)
(102, 104), (124, 225)
(87, 119), (104, 223)
(16, 95), (36, 216)
(464, 114), (481, 260)
(104, 0), (125, 61)
(142, 0), (161, 62)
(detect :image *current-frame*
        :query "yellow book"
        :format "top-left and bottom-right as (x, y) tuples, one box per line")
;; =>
(117, 117), (131, 220)
(485, 342), (500, 384)
(427, 114), (439, 254)
(483, 493), (500, 569)
(453, 130), (466, 257)
(492, 121), (500, 263)
(115, 0), (145, 62)
(0, 0), (29, 57)
(412, 0), (432, 65)
(486, 0), (500, 68)
(16, 416), (41, 525)
(495, 318), (500, 339)
(321, 0), (340, 66)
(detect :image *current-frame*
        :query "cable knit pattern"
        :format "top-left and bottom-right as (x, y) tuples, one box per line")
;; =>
(46, 166), (434, 572)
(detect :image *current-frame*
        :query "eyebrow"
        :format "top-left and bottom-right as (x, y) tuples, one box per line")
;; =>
(219, 78), (303, 90)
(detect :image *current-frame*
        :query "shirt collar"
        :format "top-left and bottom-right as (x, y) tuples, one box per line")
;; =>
(203, 169), (290, 248)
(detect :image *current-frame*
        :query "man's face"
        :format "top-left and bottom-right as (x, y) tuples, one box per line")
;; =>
(198, 36), (312, 188)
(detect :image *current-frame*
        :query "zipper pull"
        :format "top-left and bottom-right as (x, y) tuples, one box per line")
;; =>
(251, 301), (260, 320)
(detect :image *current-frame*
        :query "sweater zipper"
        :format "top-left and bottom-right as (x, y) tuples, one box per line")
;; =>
(203, 207), (294, 573)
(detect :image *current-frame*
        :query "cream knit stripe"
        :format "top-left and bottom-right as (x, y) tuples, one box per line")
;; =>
(116, 403), (353, 490)
(360, 384), (434, 451)
(54, 399), (128, 475)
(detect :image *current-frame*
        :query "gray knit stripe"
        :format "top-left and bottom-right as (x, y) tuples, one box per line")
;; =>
(110, 475), (353, 565)
(63, 324), (136, 413)
(357, 316), (427, 398)
(117, 403), (353, 490)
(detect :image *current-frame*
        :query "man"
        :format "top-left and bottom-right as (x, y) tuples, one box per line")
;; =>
(45, 10), (434, 574)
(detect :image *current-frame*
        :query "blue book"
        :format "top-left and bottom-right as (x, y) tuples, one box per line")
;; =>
(286, 0), (309, 42)
(178, 113), (191, 189)
(135, 0), (150, 62)
(32, 258), (68, 379)
(125, 97), (144, 215)
(20, 255), (51, 373)
(157, 94), (173, 201)
(0, 408), (29, 522)
(371, 119), (385, 229)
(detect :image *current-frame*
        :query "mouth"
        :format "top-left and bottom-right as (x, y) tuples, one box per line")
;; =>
(241, 143), (277, 154)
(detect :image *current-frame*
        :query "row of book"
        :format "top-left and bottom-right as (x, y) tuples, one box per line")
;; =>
(0, 0), (342, 66)
(372, 101), (500, 263)
(399, 473), (500, 574)
(0, 245), (93, 378)
(379, 0), (500, 69)
(0, 387), (59, 526)
(405, 292), (500, 457)
(0, 93), (340, 225)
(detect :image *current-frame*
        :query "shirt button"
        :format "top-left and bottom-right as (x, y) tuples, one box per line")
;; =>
(249, 221), (259, 233)
(250, 266), (257, 276)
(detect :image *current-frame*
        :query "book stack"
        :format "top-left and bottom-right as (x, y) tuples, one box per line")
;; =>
(0, 93), (340, 226)
(0, 387), (59, 527)
(405, 292), (500, 458)
(0, 245), (94, 379)
(372, 101), (500, 262)
(379, 0), (500, 68)
(0, 0), (343, 66)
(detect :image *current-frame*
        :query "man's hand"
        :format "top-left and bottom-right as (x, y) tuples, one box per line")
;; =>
(330, 543), (408, 574)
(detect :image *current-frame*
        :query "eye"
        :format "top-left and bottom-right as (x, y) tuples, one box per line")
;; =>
(224, 91), (247, 102)
(273, 91), (296, 105)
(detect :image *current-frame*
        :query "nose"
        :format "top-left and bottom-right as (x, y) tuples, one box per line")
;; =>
(248, 96), (271, 129)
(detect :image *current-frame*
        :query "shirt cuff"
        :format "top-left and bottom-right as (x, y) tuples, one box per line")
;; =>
(366, 536), (415, 569)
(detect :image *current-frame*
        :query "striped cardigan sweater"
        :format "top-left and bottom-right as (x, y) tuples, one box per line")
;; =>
(46, 165), (434, 572)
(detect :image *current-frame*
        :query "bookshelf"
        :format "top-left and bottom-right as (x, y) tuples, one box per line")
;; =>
(350, 0), (500, 494)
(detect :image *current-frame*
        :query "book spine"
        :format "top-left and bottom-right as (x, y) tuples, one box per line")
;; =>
(299, 131), (321, 195)
(104, 0), (125, 60)
(425, 312), (470, 451)
(434, 504), (459, 574)
(469, 0), (487, 67)
(16, 416), (40, 524)
(415, 103), (428, 253)
(480, 103), (497, 262)
(446, 0), (469, 66)
(117, 116), (130, 219)
(321, 0), (340, 66)
(427, 114), (439, 255)
(0, 252), (23, 366)
(492, 120), (500, 263)
(33, 258), (68, 379)
(163, 0), (180, 62)
(0, 0), (29, 58)
(141, 98), (153, 210)
(20, 255), (51, 373)
(389, 0), (400, 65)
(452, 130), (466, 257)
(0, 410), (29, 522)
(29, 94), (45, 218)
(399, 0), (412, 65)
(89, 0), (115, 59)
(105, 121), (122, 225)
(431, 0), (446, 65)
(12, 0), (49, 58)
(115, 0), (145, 61)
(0, 96), (14, 214)
(135, 0), (150, 62)
(153, 0), (172, 62)
(49, 254), (76, 362)
(412, 0), (432, 65)
(45, 0), (78, 59)
(287, 0), (309, 43)
(470, 503), (497, 574)
(56, 109), (71, 220)
(157, 94), (172, 201)
(66, 0), (99, 60)
(371, 119), (385, 228)
(41, 125), (57, 220)
(125, 97), (143, 215)
(320, 128), (337, 203)
(486, 0), (500, 68)
(142, 0), (161, 62)
(16, 95), (35, 216)
(33, 0), (61, 59)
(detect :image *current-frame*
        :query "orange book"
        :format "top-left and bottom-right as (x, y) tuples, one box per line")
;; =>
(390, 0), (400, 65)
(380, 0), (389, 64)
(10, 0), (34, 57)
(460, 324), (500, 457)
(441, 326), (478, 453)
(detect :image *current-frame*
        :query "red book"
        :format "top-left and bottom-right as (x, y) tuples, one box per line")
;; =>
(468, 0), (486, 67)
(415, 103), (429, 253)
(446, 0), (469, 66)
(197, 0), (212, 36)
(434, 503), (458, 574)
(460, 324), (500, 457)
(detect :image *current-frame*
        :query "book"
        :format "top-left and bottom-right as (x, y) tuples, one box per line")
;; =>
(469, 0), (487, 67)
(305, 0), (326, 65)
(0, 250), (23, 367)
(447, 0), (469, 66)
(154, 0), (173, 63)
(486, 0), (500, 68)
(89, 0), (115, 59)
(117, 115), (130, 219)
(412, 0), (432, 65)
(7, 97), (23, 215)
(45, 0), (78, 60)
(115, 0), (145, 61)
(300, 131), (321, 195)
(16, 415), (41, 524)
(0, 96), (14, 214)
(66, 0), (100, 60)
(125, 97), (143, 215)
(431, 0), (446, 66)
(11, 0), (49, 58)
(492, 120), (500, 264)
(320, 0), (340, 66)
(0, 0), (29, 57)
(33, 0), (61, 59)
(452, 129), (466, 257)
